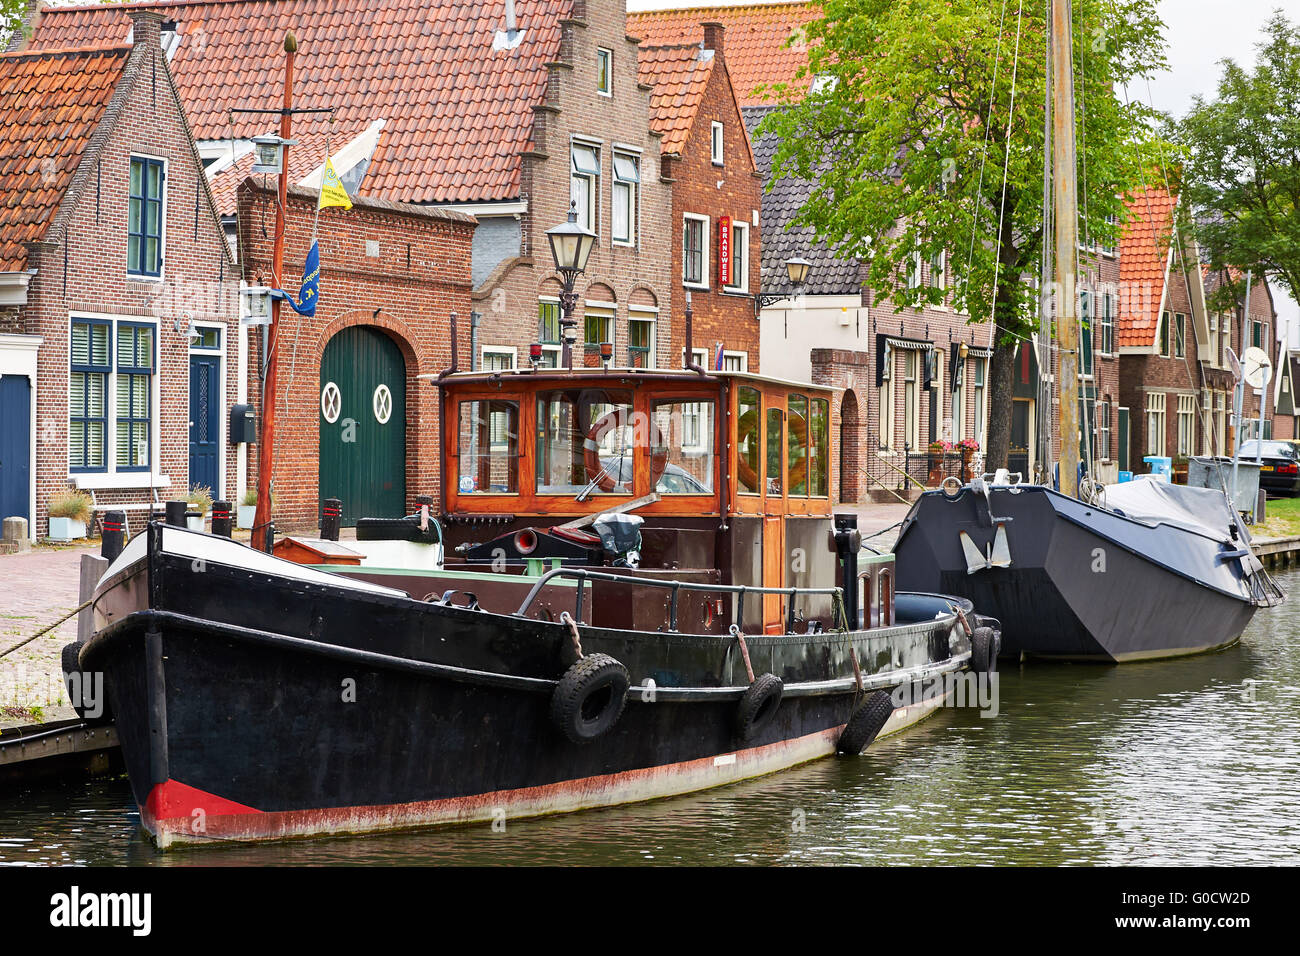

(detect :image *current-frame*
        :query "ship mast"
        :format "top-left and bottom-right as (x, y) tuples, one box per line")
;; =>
(1051, 0), (1081, 497)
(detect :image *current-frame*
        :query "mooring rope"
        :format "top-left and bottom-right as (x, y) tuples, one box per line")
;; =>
(0, 598), (93, 661)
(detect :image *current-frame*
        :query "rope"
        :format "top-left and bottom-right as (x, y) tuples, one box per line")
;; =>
(729, 624), (756, 683)
(0, 598), (94, 660)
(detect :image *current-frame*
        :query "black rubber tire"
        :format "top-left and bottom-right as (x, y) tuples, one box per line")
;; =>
(735, 672), (784, 741)
(550, 653), (630, 744)
(971, 627), (998, 675)
(837, 690), (895, 755)
(60, 641), (111, 724)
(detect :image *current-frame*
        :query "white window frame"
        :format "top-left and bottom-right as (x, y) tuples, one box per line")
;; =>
(906, 251), (923, 289)
(928, 250), (945, 291)
(596, 47), (613, 97)
(710, 122), (724, 165)
(570, 141), (600, 234)
(1096, 399), (1111, 462)
(628, 310), (656, 369)
(973, 356), (988, 447)
(722, 350), (748, 372)
(537, 297), (563, 367)
(725, 220), (749, 293)
(952, 357), (966, 443)
(611, 151), (639, 248)
(66, 312), (163, 484)
(1176, 393), (1196, 456)
(903, 351), (920, 451)
(1174, 312), (1186, 359)
(683, 213), (710, 289)
(1146, 392), (1166, 457)
(583, 304), (615, 353)
(481, 345), (517, 371)
(878, 347), (895, 452)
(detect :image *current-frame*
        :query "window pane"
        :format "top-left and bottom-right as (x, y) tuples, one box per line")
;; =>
(613, 153), (639, 182)
(737, 387), (761, 494)
(612, 181), (630, 242)
(87, 373), (104, 416)
(91, 324), (108, 366)
(145, 237), (159, 274)
(146, 161), (161, 196)
(458, 400), (519, 494)
(766, 407), (783, 494)
(539, 301), (560, 343)
(788, 393), (808, 495)
(130, 159), (142, 196)
(809, 398), (829, 496)
(536, 389), (633, 494)
(87, 421), (104, 469)
(651, 400), (714, 494)
(71, 324), (89, 366)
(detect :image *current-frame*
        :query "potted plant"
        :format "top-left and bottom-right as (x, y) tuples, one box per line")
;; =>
(48, 490), (93, 542)
(958, 437), (980, 483)
(237, 489), (258, 530)
(186, 485), (213, 531)
(926, 440), (952, 487)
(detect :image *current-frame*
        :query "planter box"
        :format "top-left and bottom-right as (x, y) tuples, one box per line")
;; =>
(48, 517), (87, 543)
(237, 505), (256, 530)
(186, 513), (207, 532)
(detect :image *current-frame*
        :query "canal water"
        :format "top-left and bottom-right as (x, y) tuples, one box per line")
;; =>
(2, 568), (1298, 866)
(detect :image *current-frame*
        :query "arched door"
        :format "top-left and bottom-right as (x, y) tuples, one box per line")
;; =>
(839, 390), (860, 503)
(319, 326), (406, 526)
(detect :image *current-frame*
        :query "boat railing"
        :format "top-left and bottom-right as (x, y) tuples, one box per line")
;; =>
(514, 567), (843, 635)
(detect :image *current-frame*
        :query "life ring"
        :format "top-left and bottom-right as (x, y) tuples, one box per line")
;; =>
(735, 672), (784, 741)
(550, 653), (630, 743)
(837, 690), (895, 755)
(583, 407), (667, 492)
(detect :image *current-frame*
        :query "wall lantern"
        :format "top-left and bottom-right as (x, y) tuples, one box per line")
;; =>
(240, 285), (274, 326)
(784, 256), (812, 287)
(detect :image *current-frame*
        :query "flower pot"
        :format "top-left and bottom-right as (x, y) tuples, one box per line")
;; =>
(186, 513), (206, 532)
(48, 517), (87, 543)
(237, 505), (256, 530)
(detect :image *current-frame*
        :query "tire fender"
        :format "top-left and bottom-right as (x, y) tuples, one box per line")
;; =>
(550, 653), (630, 744)
(735, 672), (784, 741)
(837, 690), (895, 755)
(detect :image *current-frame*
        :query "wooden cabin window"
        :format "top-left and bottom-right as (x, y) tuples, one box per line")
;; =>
(457, 400), (520, 494)
(736, 387), (761, 494)
(536, 388), (634, 494)
(788, 393), (809, 495)
(766, 407), (783, 495)
(809, 397), (829, 496)
(651, 400), (715, 493)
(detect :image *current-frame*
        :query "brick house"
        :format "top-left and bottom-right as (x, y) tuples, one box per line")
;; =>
(21, 0), (667, 524)
(0, 11), (238, 541)
(1272, 349), (1299, 441)
(1117, 187), (1278, 474)
(637, 22), (762, 372)
(235, 182), (474, 529)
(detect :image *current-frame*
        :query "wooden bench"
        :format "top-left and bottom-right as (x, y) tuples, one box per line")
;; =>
(72, 474), (173, 536)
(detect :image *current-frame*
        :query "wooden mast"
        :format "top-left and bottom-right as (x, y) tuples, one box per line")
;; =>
(1051, 0), (1081, 497)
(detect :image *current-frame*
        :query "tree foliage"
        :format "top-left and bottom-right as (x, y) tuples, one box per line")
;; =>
(1178, 12), (1300, 313)
(757, 0), (1167, 465)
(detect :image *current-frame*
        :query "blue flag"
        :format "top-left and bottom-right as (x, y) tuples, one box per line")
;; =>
(280, 240), (320, 316)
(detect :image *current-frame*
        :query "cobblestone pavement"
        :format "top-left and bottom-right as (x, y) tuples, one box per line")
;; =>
(0, 543), (98, 720)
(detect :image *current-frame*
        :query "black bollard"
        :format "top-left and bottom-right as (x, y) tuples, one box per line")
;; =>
(832, 513), (861, 629)
(211, 501), (232, 538)
(264, 521), (276, 554)
(164, 500), (188, 527)
(101, 510), (126, 561)
(321, 498), (341, 542)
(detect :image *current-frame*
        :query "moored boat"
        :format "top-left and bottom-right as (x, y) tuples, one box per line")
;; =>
(75, 366), (996, 848)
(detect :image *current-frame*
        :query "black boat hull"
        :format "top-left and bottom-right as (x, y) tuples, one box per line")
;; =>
(85, 526), (971, 847)
(893, 485), (1262, 662)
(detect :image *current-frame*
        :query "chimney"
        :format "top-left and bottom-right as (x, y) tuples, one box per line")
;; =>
(127, 8), (164, 50)
(702, 21), (725, 58)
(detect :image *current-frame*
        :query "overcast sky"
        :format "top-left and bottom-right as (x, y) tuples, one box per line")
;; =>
(626, 0), (1299, 345)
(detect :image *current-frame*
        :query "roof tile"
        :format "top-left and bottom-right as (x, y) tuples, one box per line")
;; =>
(1117, 186), (1176, 349)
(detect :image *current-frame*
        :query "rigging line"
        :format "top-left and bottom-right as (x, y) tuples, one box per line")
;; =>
(986, 0), (1027, 350)
(962, 0), (1011, 294)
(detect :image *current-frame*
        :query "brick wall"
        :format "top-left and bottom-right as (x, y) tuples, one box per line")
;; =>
(665, 26), (763, 371)
(21, 36), (239, 538)
(474, 0), (673, 371)
(237, 183), (474, 531)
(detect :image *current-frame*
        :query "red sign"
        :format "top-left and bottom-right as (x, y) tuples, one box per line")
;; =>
(718, 215), (732, 287)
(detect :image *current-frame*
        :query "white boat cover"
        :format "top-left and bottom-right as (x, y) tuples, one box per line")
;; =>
(1102, 478), (1235, 539)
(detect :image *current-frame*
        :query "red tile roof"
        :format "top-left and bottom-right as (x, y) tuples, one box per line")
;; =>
(629, 2), (821, 106)
(1117, 186), (1176, 349)
(637, 43), (715, 156)
(0, 44), (131, 271)
(26, 0), (572, 204)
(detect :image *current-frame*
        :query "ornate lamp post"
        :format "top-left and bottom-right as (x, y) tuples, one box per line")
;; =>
(545, 202), (597, 369)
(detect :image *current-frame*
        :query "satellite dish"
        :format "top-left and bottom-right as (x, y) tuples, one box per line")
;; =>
(1227, 346), (1242, 380)
(1242, 346), (1273, 391)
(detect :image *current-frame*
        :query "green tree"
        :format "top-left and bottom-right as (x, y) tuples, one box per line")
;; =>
(758, 0), (1166, 469)
(1178, 12), (1300, 315)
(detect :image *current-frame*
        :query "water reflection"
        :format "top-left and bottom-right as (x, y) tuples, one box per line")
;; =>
(2, 571), (1297, 866)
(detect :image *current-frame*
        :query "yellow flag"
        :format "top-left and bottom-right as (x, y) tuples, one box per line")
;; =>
(318, 157), (352, 210)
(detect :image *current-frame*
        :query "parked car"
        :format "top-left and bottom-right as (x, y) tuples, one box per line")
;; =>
(1237, 440), (1300, 497)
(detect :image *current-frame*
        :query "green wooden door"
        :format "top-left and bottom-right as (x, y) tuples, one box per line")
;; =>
(319, 327), (406, 526)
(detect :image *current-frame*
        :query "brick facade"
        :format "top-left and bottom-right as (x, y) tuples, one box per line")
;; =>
(6, 15), (240, 539)
(237, 182), (475, 532)
(655, 24), (763, 372)
(473, 0), (673, 373)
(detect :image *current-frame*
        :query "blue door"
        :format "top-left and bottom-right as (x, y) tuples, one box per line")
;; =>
(0, 376), (32, 525)
(189, 355), (220, 495)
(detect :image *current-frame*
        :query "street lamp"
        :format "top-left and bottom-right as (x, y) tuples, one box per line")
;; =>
(546, 202), (597, 369)
(755, 255), (813, 313)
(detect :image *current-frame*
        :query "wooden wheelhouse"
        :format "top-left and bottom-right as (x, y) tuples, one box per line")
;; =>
(427, 367), (853, 634)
